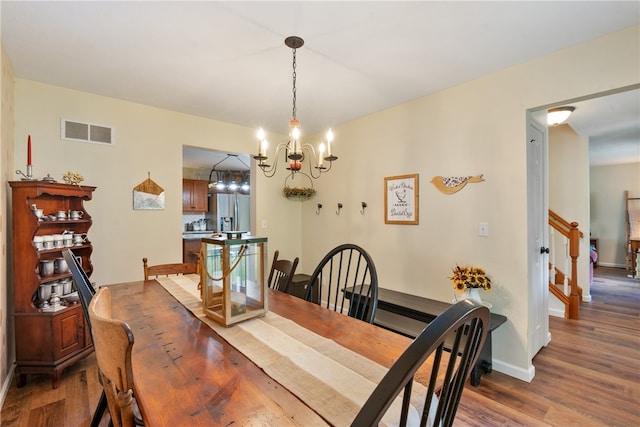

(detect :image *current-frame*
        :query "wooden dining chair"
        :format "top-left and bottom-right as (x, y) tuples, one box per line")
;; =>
(143, 257), (199, 280)
(304, 243), (379, 323)
(89, 287), (144, 427)
(62, 249), (108, 427)
(351, 299), (490, 427)
(267, 250), (299, 292)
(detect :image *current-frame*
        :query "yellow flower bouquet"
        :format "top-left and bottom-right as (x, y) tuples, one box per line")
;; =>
(450, 265), (492, 292)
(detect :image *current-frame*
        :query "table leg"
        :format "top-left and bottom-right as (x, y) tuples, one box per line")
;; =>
(470, 331), (493, 386)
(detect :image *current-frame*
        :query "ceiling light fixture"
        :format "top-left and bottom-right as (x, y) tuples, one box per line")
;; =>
(547, 106), (575, 126)
(254, 36), (337, 179)
(207, 154), (250, 194)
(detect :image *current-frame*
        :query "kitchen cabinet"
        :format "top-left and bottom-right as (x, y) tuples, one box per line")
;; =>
(9, 181), (96, 389)
(183, 179), (209, 212)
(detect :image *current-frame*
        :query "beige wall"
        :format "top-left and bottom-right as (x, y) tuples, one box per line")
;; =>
(2, 25), (639, 393)
(5, 79), (302, 399)
(299, 25), (639, 380)
(590, 162), (640, 267)
(13, 80), (302, 288)
(548, 124), (591, 299)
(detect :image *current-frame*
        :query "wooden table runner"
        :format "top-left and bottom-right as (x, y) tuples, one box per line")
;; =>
(156, 275), (425, 426)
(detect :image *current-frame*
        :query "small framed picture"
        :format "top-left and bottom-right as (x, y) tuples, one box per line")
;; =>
(384, 174), (419, 225)
(133, 175), (165, 210)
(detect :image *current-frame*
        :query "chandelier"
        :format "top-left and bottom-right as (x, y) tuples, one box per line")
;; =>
(253, 36), (337, 179)
(207, 154), (250, 194)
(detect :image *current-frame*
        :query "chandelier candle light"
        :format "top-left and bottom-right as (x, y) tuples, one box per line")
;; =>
(254, 36), (337, 179)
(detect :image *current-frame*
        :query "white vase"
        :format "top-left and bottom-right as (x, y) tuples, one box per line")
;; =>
(466, 288), (482, 303)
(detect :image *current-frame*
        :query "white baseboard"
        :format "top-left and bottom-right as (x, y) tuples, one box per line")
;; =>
(548, 298), (591, 317)
(0, 364), (16, 411)
(597, 262), (626, 268)
(492, 359), (535, 383)
(548, 307), (565, 318)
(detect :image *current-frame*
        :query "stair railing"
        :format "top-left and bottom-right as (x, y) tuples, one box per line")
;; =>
(548, 210), (583, 319)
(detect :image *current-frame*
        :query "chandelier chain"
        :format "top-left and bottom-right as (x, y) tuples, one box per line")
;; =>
(292, 47), (297, 120)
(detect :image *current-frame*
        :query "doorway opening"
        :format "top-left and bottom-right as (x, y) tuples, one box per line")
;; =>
(182, 146), (253, 235)
(527, 85), (639, 358)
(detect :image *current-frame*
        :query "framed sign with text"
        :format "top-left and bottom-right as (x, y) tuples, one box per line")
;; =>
(384, 174), (419, 224)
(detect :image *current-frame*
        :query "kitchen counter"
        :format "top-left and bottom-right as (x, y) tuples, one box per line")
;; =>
(183, 230), (217, 239)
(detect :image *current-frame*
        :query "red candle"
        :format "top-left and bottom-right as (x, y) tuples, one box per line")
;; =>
(27, 135), (32, 166)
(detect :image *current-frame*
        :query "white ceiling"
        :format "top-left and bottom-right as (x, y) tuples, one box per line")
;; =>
(2, 1), (639, 170)
(569, 89), (640, 166)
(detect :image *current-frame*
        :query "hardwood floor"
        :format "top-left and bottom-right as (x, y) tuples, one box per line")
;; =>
(2, 267), (638, 426)
(456, 266), (640, 426)
(0, 354), (107, 427)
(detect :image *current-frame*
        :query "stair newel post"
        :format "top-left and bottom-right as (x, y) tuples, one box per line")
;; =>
(568, 221), (580, 319)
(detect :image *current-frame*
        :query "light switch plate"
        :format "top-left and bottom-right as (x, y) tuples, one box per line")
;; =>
(479, 222), (489, 236)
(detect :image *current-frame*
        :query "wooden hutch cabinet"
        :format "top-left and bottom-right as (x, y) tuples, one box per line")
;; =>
(9, 181), (96, 388)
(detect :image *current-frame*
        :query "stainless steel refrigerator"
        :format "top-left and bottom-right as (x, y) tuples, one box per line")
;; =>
(212, 193), (250, 232)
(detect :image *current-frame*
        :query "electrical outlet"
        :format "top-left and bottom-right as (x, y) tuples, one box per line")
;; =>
(479, 222), (489, 236)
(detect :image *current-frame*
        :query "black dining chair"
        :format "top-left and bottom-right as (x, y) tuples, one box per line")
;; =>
(63, 249), (109, 427)
(351, 299), (490, 427)
(304, 243), (379, 323)
(267, 250), (299, 292)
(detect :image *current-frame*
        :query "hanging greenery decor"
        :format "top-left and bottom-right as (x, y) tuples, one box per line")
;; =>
(283, 186), (316, 200)
(282, 171), (316, 200)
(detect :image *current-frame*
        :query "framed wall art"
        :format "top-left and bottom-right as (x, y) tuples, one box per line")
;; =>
(384, 174), (419, 224)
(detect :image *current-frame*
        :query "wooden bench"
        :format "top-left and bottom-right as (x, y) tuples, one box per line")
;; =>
(287, 274), (319, 302)
(346, 286), (507, 386)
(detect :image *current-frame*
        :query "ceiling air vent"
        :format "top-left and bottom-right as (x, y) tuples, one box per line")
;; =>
(61, 119), (114, 145)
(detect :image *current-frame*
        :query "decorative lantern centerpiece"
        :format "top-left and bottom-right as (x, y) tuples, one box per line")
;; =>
(200, 233), (268, 326)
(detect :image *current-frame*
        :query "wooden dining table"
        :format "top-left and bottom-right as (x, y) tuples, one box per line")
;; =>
(106, 277), (416, 426)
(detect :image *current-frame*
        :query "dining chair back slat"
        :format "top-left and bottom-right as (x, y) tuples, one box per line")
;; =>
(305, 243), (379, 323)
(351, 300), (490, 427)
